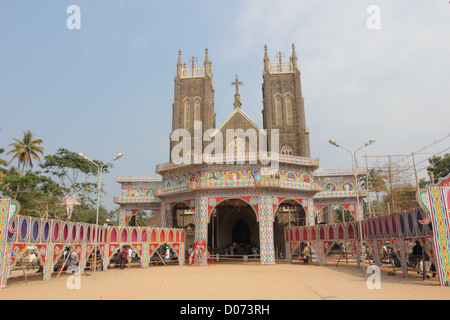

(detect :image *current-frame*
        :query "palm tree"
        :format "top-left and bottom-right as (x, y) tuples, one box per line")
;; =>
(7, 130), (44, 174)
(361, 168), (387, 201)
(0, 148), (8, 182)
(7, 130), (44, 199)
(361, 168), (388, 216)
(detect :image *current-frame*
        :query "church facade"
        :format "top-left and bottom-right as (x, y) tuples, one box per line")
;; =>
(114, 45), (367, 265)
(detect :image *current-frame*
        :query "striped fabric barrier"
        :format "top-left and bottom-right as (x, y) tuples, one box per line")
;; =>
(0, 192), (185, 289)
(285, 208), (434, 280)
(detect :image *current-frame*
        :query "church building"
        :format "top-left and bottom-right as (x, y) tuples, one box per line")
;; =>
(114, 45), (366, 265)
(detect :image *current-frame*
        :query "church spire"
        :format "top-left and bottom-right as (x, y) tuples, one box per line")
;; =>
(264, 44), (270, 73)
(204, 48), (212, 76)
(291, 43), (298, 70)
(177, 49), (182, 77)
(231, 75), (243, 109)
(204, 48), (210, 65)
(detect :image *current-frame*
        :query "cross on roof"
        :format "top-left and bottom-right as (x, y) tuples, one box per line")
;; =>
(231, 74), (243, 95)
(275, 51), (285, 65)
(189, 56), (198, 69)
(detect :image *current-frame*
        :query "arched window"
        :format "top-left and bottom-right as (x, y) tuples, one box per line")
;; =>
(184, 100), (191, 128)
(285, 96), (293, 125)
(275, 96), (282, 125)
(281, 145), (294, 156)
(194, 99), (201, 122)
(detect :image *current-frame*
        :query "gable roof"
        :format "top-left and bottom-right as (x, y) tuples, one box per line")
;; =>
(209, 107), (265, 138)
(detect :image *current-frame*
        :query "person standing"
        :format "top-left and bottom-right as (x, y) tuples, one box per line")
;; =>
(127, 247), (133, 268)
(120, 247), (128, 270)
(164, 246), (170, 266)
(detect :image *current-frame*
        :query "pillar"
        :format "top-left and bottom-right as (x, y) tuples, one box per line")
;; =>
(178, 242), (185, 266)
(160, 204), (173, 228)
(141, 243), (149, 268)
(259, 195), (275, 265)
(194, 197), (208, 266)
(307, 198), (315, 226)
(118, 208), (127, 226)
(43, 243), (54, 282)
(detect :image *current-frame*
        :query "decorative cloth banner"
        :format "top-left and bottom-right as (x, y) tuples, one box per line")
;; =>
(416, 173), (450, 286)
(0, 193), (20, 288)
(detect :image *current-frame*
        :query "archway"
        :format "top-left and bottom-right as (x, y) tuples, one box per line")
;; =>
(316, 205), (355, 224)
(172, 202), (195, 252)
(208, 198), (259, 256)
(126, 210), (155, 227)
(274, 199), (306, 259)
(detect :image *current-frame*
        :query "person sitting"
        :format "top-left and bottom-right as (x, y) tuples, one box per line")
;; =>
(67, 248), (78, 272)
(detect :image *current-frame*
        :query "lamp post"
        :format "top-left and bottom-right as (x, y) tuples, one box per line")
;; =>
(78, 152), (123, 278)
(328, 138), (375, 275)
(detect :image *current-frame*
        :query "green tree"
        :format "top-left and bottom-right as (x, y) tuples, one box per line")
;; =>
(0, 148), (8, 182)
(382, 183), (417, 212)
(361, 168), (388, 197)
(40, 148), (112, 208)
(127, 210), (152, 227)
(1, 169), (66, 218)
(6, 130), (44, 199)
(427, 153), (450, 183)
(7, 130), (44, 174)
(71, 205), (109, 225)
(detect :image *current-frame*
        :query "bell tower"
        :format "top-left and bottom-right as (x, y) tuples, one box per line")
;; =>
(171, 49), (215, 160)
(262, 44), (310, 157)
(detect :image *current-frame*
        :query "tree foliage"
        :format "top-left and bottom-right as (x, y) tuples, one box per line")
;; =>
(40, 148), (112, 207)
(0, 141), (118, 223)
(0, 168), (66, 219)
(427, 153), (450, 183)
(7, 130), (44, 174)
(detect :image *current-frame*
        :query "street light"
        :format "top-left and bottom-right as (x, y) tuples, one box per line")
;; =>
(78, 152), (123, 278)
(328, 138), (375, 275)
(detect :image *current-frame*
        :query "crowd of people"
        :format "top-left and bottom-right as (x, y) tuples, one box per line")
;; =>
(222, 242), (259, 256)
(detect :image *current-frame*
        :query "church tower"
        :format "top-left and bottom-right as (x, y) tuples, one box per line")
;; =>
(170, 49), (215, 160)
(262, 44), (311, 158)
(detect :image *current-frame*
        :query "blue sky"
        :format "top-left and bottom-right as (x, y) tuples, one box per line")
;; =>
(1, 0), (449, 211)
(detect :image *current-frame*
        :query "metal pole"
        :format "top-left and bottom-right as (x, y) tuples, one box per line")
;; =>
(341, 147), (365, 274)
(328, 139), (375, 276)
(78, 152), (122, 279)
(348, 148), (365, 275)
(364, 155), (371, 217)
(353, 153), (365, 276)
(411, 152), (419, 191)
(93, 165), (101, 279)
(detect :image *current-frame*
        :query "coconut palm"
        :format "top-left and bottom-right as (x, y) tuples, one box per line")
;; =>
(7, 130), (44, 199)
(0, 148), (8, 182)
(361, 168), (387, 201)
(7, 130), (44, 175)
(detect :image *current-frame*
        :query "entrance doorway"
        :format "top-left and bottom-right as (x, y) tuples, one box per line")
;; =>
(172, 203), (195, 251)
(274, 200), (306, 259)
(232, 219), (251, 244)
(208, 199), (259, 256)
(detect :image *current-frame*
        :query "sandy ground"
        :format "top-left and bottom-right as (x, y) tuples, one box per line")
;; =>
(1, 259), (449, 301)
